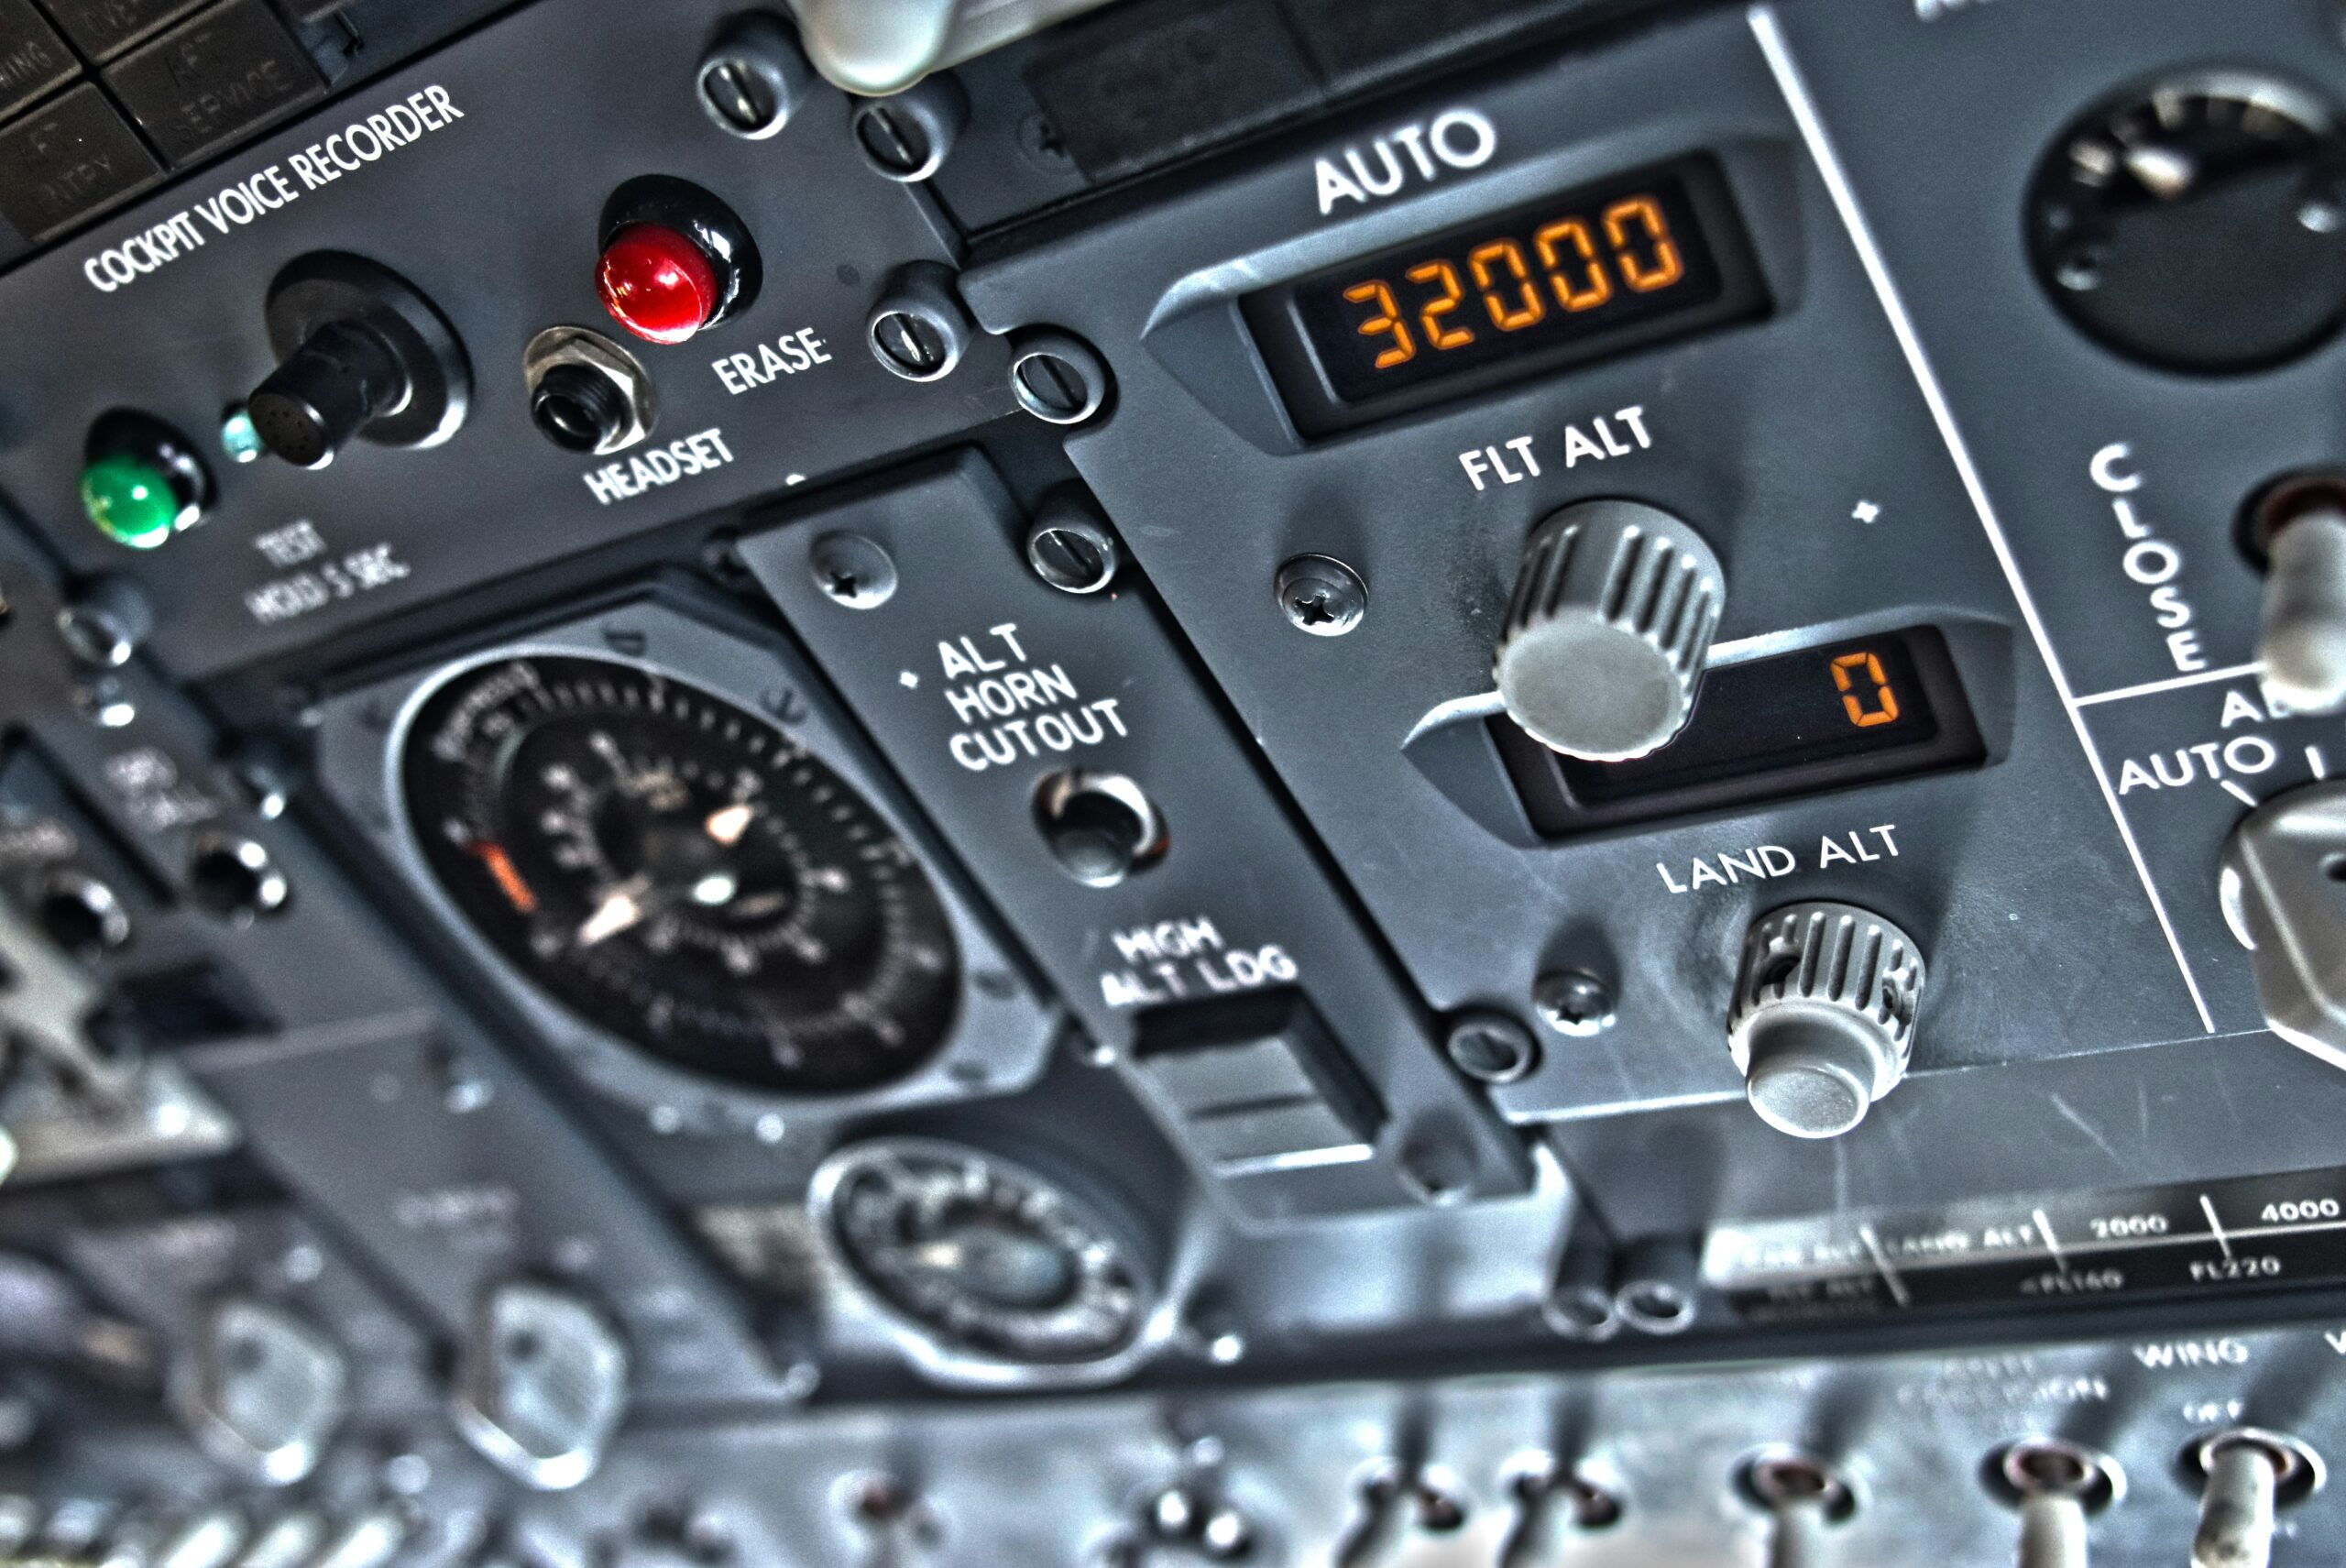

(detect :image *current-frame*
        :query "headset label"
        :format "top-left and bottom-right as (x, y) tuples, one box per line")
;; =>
(581, 427), (735, 505)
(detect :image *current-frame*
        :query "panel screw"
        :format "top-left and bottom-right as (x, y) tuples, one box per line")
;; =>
(855, 103), (926, 175)
(872, 311), (948, 376)
(1274, 554), (1366, 636)
(1533, 970), (1615, 1036)
(850, 78), (968, 181)
(866, 262), (974, 383)
(808, 532), (898, 609)
(696, 12), (813, 139)
(703, 61), (773, 133)
(1025, 496), (1120, 594)
(1443, 1013), (1538, 1084)
(1009, 330), (1111, 424)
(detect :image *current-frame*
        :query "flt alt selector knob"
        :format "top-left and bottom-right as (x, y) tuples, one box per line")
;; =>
(1495, 499), (1724, 762)
(1727, 902), (1926, 1139)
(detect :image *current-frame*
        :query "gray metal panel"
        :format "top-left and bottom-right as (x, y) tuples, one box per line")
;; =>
(736, 454), (1537, 1219)
(0, 0), (1015, 679)
(950, 2), (2327, 1225)
(185, 1014), (792, 1409)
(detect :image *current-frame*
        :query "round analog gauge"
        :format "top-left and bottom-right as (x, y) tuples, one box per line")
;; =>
(810, 1138), (1157, 1382)
(400, 654), (960, 1095)
(2027, 72), (2346, 372)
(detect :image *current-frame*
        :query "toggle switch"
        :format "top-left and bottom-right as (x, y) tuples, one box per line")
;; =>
(1332, 1464), (1466, 1568)
(1033, 770), (1165, 887)
(247, 253), (470, 469)
(2248, 476), (2346, 714)
(304, 1508), (406, 1568)
(1499, 1458), (1620, 1568)
(228, 1511), (325, 1568)
(1727, 901), (1925, 1139)
(152, 1508), (247, 1568)
(1994, 1438), (2121, 1568)
(1494, 499), (1725, 762)
(1134, 1484), (1253, 1563)
(2190, 1430), (2323, 1568)
(1738, 1451), (1852, 1568)
(596, 177), (761, 345)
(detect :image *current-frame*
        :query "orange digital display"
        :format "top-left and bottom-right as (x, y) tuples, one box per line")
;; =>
(1832, 650), (1901, 729)
(1330, 192), (1692, 378)
(1496, 629), (1985, 837)
(1248, 157), (1766, 431)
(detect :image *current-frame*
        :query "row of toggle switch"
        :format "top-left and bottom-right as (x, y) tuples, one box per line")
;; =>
(1306, 1430), (2319, 1568)
(0, 1495), (414, 1568)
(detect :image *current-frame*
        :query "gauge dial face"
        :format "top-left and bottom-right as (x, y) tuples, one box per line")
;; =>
(401, 655), (960, 1094)
(817, 1140), (1153, 1373)
(2027, 73), (2346, 372)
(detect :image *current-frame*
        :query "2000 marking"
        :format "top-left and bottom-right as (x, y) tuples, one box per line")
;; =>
(2089, 1213), (2169, 1239)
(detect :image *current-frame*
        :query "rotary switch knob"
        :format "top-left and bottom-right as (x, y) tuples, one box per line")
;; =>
(1727, 902), (1925, 1139)
(2251, 480), (2346, 715)
(1494, 499), (1724, 761)
(452, 1279), (629, 1490)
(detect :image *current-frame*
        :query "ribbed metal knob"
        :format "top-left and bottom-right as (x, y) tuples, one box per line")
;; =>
(1494, 499), (1724, 761)
(1727, 902), (1925, 1139)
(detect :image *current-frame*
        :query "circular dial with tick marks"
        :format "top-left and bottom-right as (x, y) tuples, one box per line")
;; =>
(401, 655), (959, 1094)
(814, 1139), (1155, 1374)
(2027, 71), (2346, 373)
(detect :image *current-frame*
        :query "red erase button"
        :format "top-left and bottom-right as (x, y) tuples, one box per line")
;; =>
(597, 224), (721, 345)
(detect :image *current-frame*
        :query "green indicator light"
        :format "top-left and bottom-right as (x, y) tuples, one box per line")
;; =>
(80, 453), (184, 550)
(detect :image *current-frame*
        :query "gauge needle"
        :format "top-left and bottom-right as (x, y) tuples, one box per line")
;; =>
(578, 883), (648, 946)
(705, 802), (756, 845)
